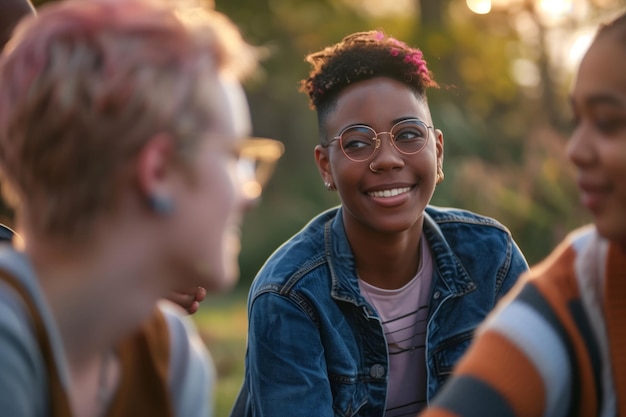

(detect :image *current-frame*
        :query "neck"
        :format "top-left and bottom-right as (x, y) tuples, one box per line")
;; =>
(348, 221), (423, 290)
(23, 229), (164, 367)
(26, 232), (161, 416)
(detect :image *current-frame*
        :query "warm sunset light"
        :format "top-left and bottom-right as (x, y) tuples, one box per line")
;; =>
(466, 0), (492, 14)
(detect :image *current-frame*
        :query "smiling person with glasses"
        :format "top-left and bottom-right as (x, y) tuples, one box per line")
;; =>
(231, 31), (528, 417)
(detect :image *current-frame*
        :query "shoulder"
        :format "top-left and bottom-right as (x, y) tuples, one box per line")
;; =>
(157, 301), (214, 417)
(157, 301), (211, 366)
(137, 302), (212, 379)
(0, 304), (46, 415)
(524, 225), (596, 299)
(426, 205), (512, 232)
(425, 205), (519, 251)
(0, 267), (47, 415)
(424, 206), (528, 286)
(252, 207), (339, 289)
(425, 205), (520, 258)
(0, 284), (39, 356)
(0, 248), (44, 354)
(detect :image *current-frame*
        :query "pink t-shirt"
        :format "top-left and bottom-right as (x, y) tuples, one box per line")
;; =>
(358, 236), (433, 416)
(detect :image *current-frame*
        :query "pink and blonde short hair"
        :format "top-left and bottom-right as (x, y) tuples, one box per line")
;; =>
(0, 0), (257, 238)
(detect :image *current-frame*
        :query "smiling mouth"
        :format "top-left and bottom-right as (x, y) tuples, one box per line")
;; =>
(367, 186), (412, 198)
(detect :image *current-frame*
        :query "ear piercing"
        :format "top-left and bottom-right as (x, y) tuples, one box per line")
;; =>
(324, 181), (336, 191)
(436, 166), (445, 184)
(148, 194), (175, 215)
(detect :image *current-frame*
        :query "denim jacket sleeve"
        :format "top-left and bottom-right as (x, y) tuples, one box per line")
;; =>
(496, 237), (529, 299)
(244, 291), (336, 417)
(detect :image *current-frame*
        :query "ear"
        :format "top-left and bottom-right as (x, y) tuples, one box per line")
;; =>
(314, 144), (333, 184)
(135, 133), (176, 199)
(434, 128), (444, 168)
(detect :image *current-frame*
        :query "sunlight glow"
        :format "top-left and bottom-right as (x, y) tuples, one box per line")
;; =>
(537, 0), (573, 17)
(535, 0), (574, 26)
(511, 59), (540, 88)
(342, 0), (416, 17)
(567, 32), (594, 71)
(467, 0), (574, 20)
(466, 0), (492, 15)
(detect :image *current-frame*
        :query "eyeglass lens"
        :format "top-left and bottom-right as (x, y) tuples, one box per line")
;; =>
(339, 119), (429, 162)
(237, 138), (284, 200)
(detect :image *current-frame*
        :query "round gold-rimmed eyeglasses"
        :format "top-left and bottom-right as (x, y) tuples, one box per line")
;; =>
(236, 137), (284, 200)
(324, 118), (432, 162)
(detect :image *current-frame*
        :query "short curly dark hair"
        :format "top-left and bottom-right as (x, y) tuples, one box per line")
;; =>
(300, 30), (438, 136)
(596, 10), (626, 43)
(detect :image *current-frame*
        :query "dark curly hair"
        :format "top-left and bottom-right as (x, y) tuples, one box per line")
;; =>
(596, 10), (626, 43)
(300, 30), (438, 135)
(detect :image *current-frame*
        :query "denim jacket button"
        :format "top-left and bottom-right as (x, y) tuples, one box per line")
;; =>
(370, 364), (385, 379)
(433, 291), (441, 300)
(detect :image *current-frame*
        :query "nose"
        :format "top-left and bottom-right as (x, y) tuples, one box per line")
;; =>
(566, 123), (595, 168)
(370, 132), (405, 169)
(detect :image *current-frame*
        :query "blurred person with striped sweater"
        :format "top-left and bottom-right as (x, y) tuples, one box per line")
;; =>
(420, 10), (626, 417)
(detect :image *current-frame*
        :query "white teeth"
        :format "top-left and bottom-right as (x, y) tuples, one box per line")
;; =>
(368, 187), (411, 198)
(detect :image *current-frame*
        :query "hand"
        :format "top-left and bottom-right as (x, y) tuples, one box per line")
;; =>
(166, 287), (207, 314)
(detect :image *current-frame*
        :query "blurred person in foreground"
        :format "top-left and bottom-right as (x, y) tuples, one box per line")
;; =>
(420, 10), (626, 417)
(0, 0), (283, 416)
(0, 0), (208, 315)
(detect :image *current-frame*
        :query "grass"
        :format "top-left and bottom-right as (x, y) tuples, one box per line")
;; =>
(191, 290), (249, 417)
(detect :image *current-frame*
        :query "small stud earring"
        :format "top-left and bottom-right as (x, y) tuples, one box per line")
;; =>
(324, 181), (336, 191)
(148, 194), (175, 215)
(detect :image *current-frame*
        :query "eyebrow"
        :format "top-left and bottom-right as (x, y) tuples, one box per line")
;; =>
(573, 92), (626, 109)
(336, 117), (429, 135)
(344, 117), (425, 129)
(392, 116), (426, 124)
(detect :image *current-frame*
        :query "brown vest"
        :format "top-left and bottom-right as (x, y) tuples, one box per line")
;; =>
(0, 269), (174, 417)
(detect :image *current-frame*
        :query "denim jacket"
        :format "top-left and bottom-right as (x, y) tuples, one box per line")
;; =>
(231, 205), (528, 417)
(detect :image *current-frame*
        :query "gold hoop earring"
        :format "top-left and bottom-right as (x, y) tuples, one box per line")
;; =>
(436, 167), (445, 184)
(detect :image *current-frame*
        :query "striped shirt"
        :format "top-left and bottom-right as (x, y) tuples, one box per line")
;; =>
(360, 235), (433, 416)
(421, 225), (626, 417)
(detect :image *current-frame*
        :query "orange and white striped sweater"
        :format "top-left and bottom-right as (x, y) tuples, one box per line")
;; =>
(420, 225), (626, 417)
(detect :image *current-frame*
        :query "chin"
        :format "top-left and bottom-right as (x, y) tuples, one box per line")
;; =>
(192, 261), (240, 294)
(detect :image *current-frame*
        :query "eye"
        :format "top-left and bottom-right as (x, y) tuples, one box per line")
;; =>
(594, 117), (626, 135)
(341, 126), (376, 149)
(393, 121), (428, 143)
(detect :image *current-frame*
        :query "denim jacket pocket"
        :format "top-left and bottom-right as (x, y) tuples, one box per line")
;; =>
(431, 329), (475, 382)
(329, 374), (368, 417)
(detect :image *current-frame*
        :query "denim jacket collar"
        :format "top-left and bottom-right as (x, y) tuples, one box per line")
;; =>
(325, 208), (371, 311)
(327, 206), (477, 310)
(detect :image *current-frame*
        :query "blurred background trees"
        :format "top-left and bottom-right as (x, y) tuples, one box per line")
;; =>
(27, 0), (626, 279)
(216, 0), (622, 278)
